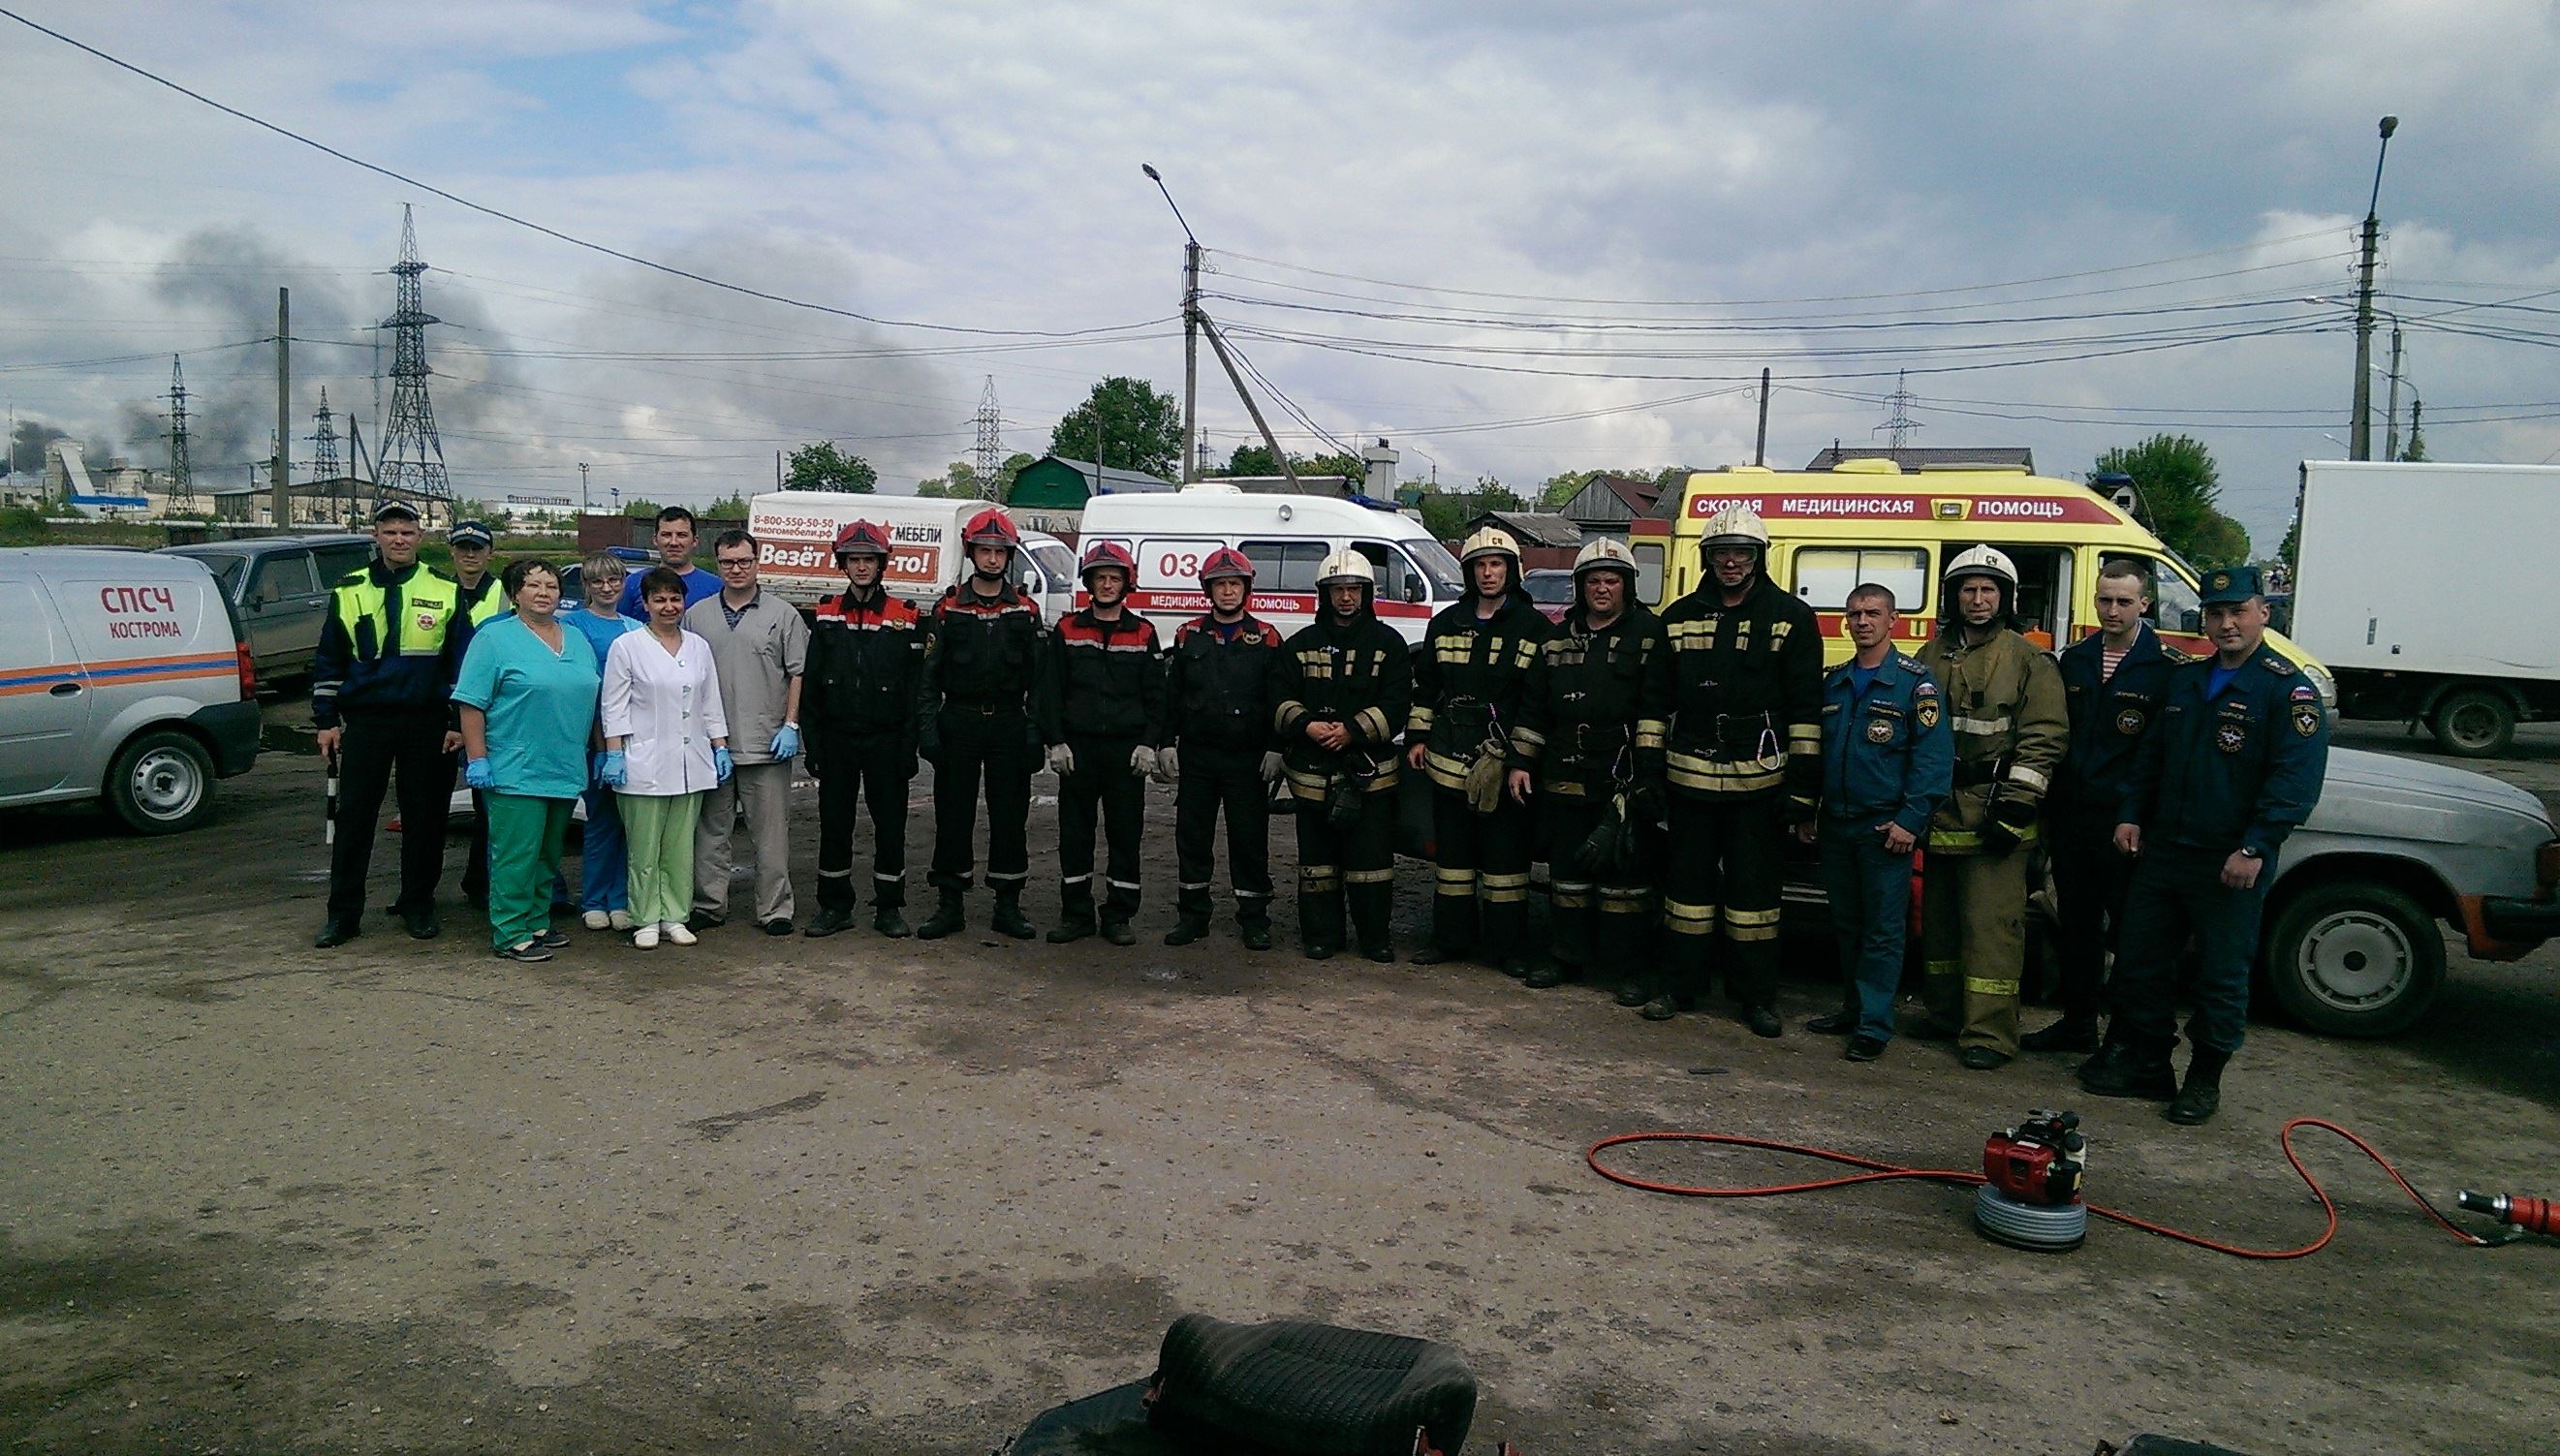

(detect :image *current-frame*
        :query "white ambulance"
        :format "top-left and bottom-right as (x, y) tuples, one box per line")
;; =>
(745, 492), (1078, 619)
(1075, 486), (1462, 643)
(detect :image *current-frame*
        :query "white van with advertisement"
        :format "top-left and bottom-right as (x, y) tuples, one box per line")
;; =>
(745, 492), (1078, 619)
(1074, 486), (1463, 645)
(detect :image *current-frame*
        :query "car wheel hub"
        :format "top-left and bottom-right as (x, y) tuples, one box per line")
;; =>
(2297, 911), (2414, 1008)
(132, 749), (203, 820)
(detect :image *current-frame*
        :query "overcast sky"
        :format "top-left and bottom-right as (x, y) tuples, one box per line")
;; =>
(5, 0), (2557, 547)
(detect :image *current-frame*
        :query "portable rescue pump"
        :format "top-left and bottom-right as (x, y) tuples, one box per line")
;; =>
(1587, 1110), (2556, 1259)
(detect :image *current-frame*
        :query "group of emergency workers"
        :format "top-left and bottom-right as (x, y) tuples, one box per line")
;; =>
(312, 493), (2321, 1128)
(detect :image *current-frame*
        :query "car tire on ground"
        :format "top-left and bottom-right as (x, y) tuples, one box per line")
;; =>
(105, 729), (216, 835)
(2263, 880), (2445, 1038)
(2429, 687), (2516, 759)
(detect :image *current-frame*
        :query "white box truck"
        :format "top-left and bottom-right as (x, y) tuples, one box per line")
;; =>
(2290, 459), (2560, 756)
(745, 492), (1079, 620)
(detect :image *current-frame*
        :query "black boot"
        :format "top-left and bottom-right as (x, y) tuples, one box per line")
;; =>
(873, 906), (912, 939)
(802, 906), (856, 939)
(1236, 904), (1273, 952)
(1049, 879), (1096, 943)
(1100, 916), (1138, 946)
(991, 886), (1035, 940)
(1164, 886), (1213, 946)
(2021, 1015), (2103, 1054)
(2078, 1037), (2178, 1100)
(917, 888), (966, 941)
(2167, 1046), (2232, 1126)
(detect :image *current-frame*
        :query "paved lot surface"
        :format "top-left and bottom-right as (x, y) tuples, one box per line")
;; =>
(4, 705), (2556, 1455)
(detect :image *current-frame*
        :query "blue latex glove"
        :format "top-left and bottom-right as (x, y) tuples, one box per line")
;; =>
(588, 750), (609, 785)
(714, 746), (734, 785)
(770, 723), (801, 760)
(600, 750), (628, 788)
(463, 757), (494, 790)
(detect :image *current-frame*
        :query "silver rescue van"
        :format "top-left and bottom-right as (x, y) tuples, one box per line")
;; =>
(0, 548), (262, 833)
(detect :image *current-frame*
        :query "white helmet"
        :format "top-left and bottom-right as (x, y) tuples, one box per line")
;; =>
(1701, 504), (1771, 552)
(1459, 526), (1522, 569)
(1315, 549), (1376, 587)
(1943, 544), (2018, 590)
(1572, 537), (1639, 581)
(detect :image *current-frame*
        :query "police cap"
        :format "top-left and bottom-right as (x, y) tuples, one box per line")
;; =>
(448, 519), (496, 548)
(2198, 565), (2264, 605)
(370, 499), (421, 524)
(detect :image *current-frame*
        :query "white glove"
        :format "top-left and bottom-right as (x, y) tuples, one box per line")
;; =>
(1154, 745), (1179, 783)
(1131, 745), (1159, 779)
(1046, 742), (1076, 776)
(1260, 750), (1285, 784)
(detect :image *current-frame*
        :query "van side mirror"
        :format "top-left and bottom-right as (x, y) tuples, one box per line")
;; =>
(1404, 578), (1426, 604)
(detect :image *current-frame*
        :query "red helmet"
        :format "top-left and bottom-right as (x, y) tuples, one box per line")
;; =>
(831, 519), (890, 560)
(1079, 540), (1137, 582)
(962, 508), (1022, 551)
(1199, 546), (1255, 585)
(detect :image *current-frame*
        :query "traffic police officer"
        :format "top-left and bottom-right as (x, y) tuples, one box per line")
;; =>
(311, 500), (471, 946)
(2082, 565), (2327, 1125)
(1914, 546), (2068, 1069)
(1160, 547), (1287, 950)
(446, 518), (511, 912)
(800, 519), (928, 940)
(1408, 527), (1553, 974)
(1037, 541), (1168, 946)
(916, 508), (1044, 942)
(1799, 583), (1952, 1062)
(2022, 558), (2185, 1054)
(1275, 550), (1412, 963)
(1657, 505), (1824, 1036)
(1506, 538), (1670, 992)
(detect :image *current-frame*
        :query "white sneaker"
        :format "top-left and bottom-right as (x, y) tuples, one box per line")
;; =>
(663, 920), (698, 946)
(608, 910), (634, 932)
(633, 924), (661, 949)
(582, 910), (610, 932)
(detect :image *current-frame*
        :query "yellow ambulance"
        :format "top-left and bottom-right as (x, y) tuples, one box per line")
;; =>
(1636, 458), (2332, 703)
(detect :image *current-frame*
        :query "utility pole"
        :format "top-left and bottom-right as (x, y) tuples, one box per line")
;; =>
(1754, 367), (1771, 467)
(2351, 115), (2399, 461)
(270, 287), (291, 527)
(1198, 314), (1297, 487)
(579, 462), (590, 514)
(2383, 325), (2405, 463)
(1182, 239), (1201, 482)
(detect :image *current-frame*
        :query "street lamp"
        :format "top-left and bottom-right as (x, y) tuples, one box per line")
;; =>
(2351, 115), (2399, 460)
(1143, 164), (1203, 482)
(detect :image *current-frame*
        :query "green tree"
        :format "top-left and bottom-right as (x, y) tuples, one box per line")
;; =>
(1222, 442), (1283, 477)
(2089, 434), (2252, 567)
(1219, 444), (1366, 481)
(2277, 514), (2300, 573)
(704, 491), (749, 520)
(784, 441), (877, 493)
(1535, 467), (1675, 510)
(1050, 377), (1184, 479)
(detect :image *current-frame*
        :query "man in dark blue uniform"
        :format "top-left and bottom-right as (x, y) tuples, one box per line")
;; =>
(1800, 584), (1952, 1061)
(2081, 565), (2327, 1125)
(2022, 559), (2186, 1055)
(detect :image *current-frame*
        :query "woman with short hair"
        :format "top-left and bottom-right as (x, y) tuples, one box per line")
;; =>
(566, 553), (642, 931)
(453, 559), (603, 962)
(600, 566), (733, 949)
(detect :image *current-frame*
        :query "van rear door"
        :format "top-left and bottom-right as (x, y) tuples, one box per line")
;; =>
(0, 574), (89, 796)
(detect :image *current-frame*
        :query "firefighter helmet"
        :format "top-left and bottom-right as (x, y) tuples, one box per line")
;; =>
(1459, 526), (1522, 569)
(1315, 549), (1376, 587)
(1943, 544), (2019, 590)
(1078, 540), (1137, 582)
(1199, 546), (1256, 585)
(961, 508), (1022, 552)
(1571, 536), (1639, 581)
(831, 519), (891, 560)
(1700, 504), (1771, 552)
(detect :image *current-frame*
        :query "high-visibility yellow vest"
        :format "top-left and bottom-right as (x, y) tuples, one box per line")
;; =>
(331, 564), (462, 661)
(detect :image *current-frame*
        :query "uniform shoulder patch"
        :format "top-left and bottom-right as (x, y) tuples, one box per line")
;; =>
(2162, 643), (2198, 664)
(1896, 656), (1928, 677)
(2261, 655), (2296, 675)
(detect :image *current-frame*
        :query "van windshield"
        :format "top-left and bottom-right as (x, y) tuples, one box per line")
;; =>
(1408, 539), (1463, 599)
(1028, 542), (1076, 590)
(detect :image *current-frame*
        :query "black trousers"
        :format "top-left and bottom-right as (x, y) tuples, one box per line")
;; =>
(929, 706), (1034, 893)
(1543, 793), (1655, 972)
(1663, 792), (1786, 1007)
(1296, 791), (1395, 952)
(1058, 733), (1146, 924)
(2047, 809), (2135, 1022)
(327, 712), (452, 924)
(1173, 744), (1271, 921)
(815, 730), (914, 914)
(1430, 788), (1534, 956)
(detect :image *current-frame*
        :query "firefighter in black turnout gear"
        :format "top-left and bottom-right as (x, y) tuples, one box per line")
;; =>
(917, 509), (1044, 942)
(1657, 504), (1825, 1037)
(1276, 550), (1413, 963)
(1507, 537), (1672, 991)
(799, 519), (928, 941)
(1407, 527), (1554, 974)
(1037, 541), (1167, 946)
(1160, 546), (1287, 950)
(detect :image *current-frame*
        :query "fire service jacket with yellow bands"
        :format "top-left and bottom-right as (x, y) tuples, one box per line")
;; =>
(1509, 604), (1672, 798)
(1657, 574), (1825, 816)
(1274, 606), (1413, 802)
(803, 587), (928, 742)
(1913, 623), (2068, 854)
(1408, 592), (1553, 792)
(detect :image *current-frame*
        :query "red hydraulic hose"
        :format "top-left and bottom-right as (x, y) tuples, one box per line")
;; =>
(1586, 1117), (2507, 1259)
